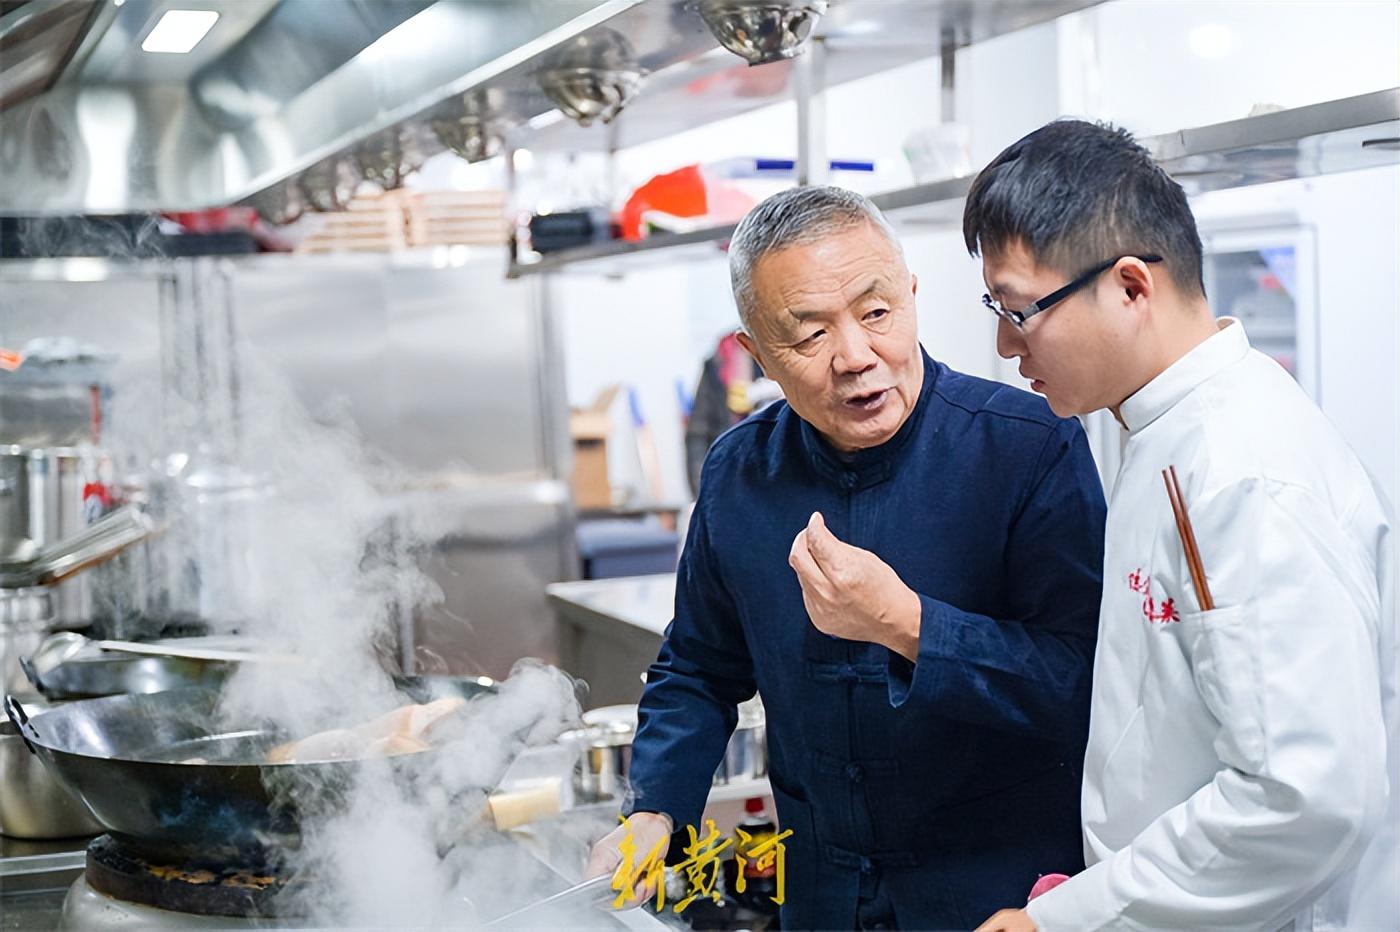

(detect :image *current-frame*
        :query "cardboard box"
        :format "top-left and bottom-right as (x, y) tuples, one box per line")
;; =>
(569, 385), (621, 510)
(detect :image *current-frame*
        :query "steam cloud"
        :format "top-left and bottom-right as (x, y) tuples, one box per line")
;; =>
(92, 258), (596, 926)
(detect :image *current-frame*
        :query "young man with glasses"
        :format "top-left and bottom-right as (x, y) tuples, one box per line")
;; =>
(965, 120), (1397, 932)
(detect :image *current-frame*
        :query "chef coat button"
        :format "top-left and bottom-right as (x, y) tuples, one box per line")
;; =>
(842, 472), (857, 489)
(846, 763), (864, 783)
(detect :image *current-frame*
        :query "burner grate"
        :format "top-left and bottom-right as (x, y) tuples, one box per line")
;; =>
(85, 835), (299, 918)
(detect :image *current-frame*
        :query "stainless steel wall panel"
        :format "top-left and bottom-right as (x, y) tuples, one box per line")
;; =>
(382, 260), (550, 476)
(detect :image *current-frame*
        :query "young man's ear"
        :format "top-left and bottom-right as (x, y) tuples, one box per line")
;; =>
(734, 330), (770, 379)
(1115, 257), (1157, 304)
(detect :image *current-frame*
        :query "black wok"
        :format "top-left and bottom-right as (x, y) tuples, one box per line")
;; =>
(4, 679), (499, 865)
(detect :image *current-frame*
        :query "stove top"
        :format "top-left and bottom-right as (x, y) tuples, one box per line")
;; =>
(54, 835), (308, 930)
(83, 835), (296, 919)
(55, 831), (672, 931)
(62, 874), (310, 930)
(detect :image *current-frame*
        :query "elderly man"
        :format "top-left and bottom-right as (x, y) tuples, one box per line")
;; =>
(586, 186), (1107, 929)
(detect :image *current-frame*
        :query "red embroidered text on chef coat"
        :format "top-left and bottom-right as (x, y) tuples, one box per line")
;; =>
(1128, 568), (1181, 625)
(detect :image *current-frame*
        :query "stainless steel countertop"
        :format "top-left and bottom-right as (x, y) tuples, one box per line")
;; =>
(0, 834), (89, 932)
(546, 574), (677, 638)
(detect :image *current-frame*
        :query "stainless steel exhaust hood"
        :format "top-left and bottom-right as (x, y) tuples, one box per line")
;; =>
(0, 0), (644, 214)
(0, 0), (1103, 218)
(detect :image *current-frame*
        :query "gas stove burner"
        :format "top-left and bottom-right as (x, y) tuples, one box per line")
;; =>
(84, 834), (298, 919)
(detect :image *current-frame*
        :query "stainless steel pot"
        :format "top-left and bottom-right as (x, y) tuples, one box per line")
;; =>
(0, 704), (103, 839)
(563, 697), (768, 801)
(714, 695), (766, 785)
(0, 446), (35, 564)
(562, 709), (633, 801)
(1, 445), (109, 626)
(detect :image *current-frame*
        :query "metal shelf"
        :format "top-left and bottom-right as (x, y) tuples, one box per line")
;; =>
(509, 222), (737, 278)
(508, 88), (1400, 277)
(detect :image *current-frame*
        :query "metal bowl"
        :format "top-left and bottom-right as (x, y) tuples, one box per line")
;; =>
(248, 178), (305, 226)
(431, 90), (507, 163)
(697, 0), (828, 66)
(431, 114), (503, 164)
(537, 29), (644, 127)
(299, 156), (361, 213)
(0, 708), (102, 839)
(537, 67), (642, 127)
(357, 128), (423, 191)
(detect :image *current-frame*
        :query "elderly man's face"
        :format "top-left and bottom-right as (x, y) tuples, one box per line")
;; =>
(737, 222), (923, 452)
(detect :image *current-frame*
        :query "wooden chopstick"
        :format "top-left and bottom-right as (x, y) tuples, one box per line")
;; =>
(1162, 465), (1215, 611)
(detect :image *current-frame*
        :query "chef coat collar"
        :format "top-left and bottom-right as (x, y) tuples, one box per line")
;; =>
(799, 347), (939, 490)
(1119, 318), (1250, 434)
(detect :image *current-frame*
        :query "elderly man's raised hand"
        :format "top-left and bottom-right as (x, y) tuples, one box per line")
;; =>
(788, 511), (922, 661)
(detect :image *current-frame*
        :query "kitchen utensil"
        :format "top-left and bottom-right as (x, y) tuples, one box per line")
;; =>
(0, 506), (155, 589)
(392, 673), (497, 704)
(715, 695), (766, 785)
(1162, 465), (1215, 610)
(89, 636), (297, 666)
(0, 710), (103, 838)
(299, 156), (360, 212)
(537, 30), (643, 127)
(1, 445), (118, 626)
(563, 704), (637, 801)
(5, 688), (328, 861)
(3, 685), (536, 863)
(21, 631), (233, 700)
(482, 873), (614, 927)
(563, 698), (766, 800)
(2, 614), (50, 697)
(697, 0), (828, 66)
(486, 777), (562, 831)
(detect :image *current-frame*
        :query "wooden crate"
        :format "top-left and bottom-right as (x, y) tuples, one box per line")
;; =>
(294, 189), (508, 253)
(405, 190), (508, 248)
(296, 192), (410, 253)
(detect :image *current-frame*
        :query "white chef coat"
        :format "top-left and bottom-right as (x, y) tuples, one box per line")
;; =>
(1027, 319), (1398, 931)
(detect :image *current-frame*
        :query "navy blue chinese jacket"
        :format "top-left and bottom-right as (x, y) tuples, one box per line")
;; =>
(627, 350), (1106, 930)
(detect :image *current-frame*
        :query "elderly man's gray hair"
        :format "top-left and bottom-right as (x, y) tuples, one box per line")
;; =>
(729, 185), (902, 332)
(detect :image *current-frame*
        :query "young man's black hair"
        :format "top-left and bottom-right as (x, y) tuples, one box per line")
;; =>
(963, 119), (1206, 299)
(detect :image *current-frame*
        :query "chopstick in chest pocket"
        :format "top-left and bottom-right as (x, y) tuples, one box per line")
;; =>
(1162, 465), (1215, 611)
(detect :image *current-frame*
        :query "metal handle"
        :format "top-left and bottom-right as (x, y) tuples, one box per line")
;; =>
(482, 874), (615, 926)
(17, 654), (43, 695)
(4, 694), (39, 755)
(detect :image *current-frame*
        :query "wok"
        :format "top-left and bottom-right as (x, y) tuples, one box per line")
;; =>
(4, 679), (500, 864)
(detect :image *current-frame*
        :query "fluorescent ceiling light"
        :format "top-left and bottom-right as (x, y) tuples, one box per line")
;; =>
(141, 9), (219, 54)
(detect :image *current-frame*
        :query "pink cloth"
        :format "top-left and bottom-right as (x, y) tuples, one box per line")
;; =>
(1027, 874), (1070, 901)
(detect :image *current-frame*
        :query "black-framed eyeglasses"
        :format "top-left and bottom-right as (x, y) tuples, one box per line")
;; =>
(982, 254), (1163, 328)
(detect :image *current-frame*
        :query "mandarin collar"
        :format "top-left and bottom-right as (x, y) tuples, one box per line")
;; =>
(1119, 318), (1250, 434)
